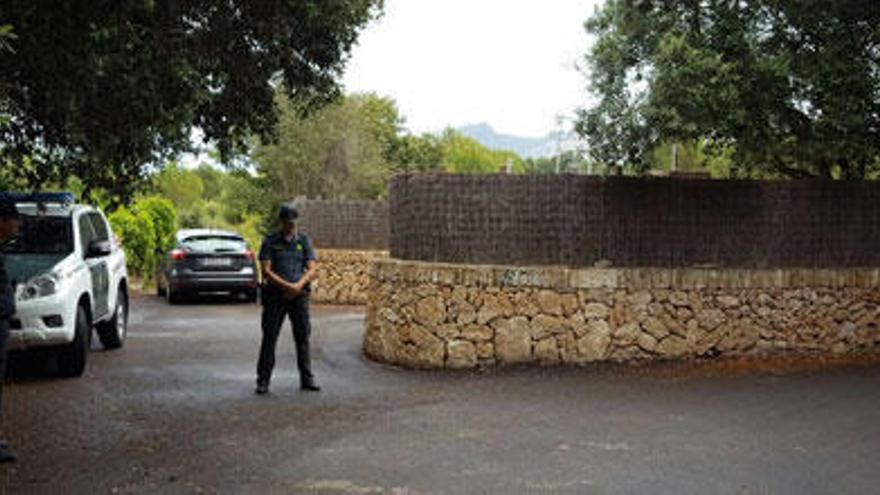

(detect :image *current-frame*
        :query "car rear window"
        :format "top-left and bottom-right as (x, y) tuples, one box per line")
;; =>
(181, 236), (246, 253)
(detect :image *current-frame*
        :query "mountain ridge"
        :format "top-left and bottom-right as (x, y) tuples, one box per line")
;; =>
(456, 122), (576, 159)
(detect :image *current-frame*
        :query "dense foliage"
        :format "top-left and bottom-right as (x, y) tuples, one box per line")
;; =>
(0, 0), (383, 202)
(437, 129), (524, 174)
(576, 0), (880, 179)
(105, 196), (177, 283)
(254, 92), (403, 200)
(253, 91), (537, 202)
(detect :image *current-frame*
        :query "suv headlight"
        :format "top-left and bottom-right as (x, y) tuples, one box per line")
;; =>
(19, 273), (60, 301)
(18, 265), (74, 302)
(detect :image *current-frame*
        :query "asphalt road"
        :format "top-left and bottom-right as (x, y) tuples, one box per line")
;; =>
(1, 295), (880, 494)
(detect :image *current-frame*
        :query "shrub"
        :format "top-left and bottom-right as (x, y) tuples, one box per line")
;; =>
(135, 196), (178, 253)
(108, 206), (156, 282)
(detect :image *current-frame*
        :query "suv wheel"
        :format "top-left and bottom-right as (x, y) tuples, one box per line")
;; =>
(58, 305), (90, 377)
(97, 288), (127, 349)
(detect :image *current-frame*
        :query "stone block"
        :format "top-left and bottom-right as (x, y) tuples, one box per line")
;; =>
(413, 295), (447, 327)
(628, 291), (653, 308)
(447, 340), (478, 369)
(556, 332), (578, 364)
(641, 317), (669, 339)
(637, 332), (658, 353)
(477, 294), (507, 325)
(560, 293), (580, 317)
(568, 311), (588, 337)
(512, 291), (541, 317)
(534, 338), (560, 365)
(494, 318), (532, 364)
(716, 295), (740, 309)
(577, 328), (611, 363)
(657, 335), (689, 358)
(461, 324), (494, 342)
(531, 314), (569, 340)
(613, 322), (640, 345)
(583, 302), (610, 320)
(476, 342), (494, 359)
(455, 301), (477, 325)
(696, 309), (725, 331)
(537, 290), (564, 316)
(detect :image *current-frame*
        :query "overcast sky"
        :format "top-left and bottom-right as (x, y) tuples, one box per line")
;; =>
(342, 0), (602, 138)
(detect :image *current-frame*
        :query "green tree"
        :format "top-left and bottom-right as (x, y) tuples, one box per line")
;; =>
(253, 92), (402, 200)
(648, 141), (735, 178)
(0, 0), (383, 202)
(193, 165), (225, 201)
(153, 163), (205, 227)
(389, 133), (443, 173)
(438, 129), (525, 174)
(220, 173), (266, 225)
(523, 150), (598, 175)
(576, 0), (880, 179)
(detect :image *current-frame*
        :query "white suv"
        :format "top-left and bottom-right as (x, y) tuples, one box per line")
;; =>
(1, 193), (129, 377)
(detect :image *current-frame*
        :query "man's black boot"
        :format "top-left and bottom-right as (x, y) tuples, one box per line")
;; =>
(255, 383), (269, 395)
(301, 382), (321, 392)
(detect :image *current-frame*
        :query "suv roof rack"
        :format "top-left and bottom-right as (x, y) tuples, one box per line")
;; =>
(0, 192), (76, 206)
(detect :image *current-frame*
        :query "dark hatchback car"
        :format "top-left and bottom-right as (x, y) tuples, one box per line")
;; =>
(157, 229), (259, 303)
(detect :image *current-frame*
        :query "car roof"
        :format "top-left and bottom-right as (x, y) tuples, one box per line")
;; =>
(176, 228), (243, 241)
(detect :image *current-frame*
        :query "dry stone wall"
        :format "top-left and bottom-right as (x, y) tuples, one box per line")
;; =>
(364, 259), (880, 369)
(311, 249), (388, 305)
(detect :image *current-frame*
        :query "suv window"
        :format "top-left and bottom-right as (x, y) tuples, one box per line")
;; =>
(88, 213), (109, 242)
(3, 215), (74, 255)
(78, 214), (95, 255)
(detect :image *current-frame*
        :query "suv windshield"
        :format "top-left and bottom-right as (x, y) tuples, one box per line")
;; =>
(3, 215), (74, 255)
(181, 236), (246, 253)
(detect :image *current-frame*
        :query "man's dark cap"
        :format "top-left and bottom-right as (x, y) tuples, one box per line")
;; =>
(0, 202), (20, 220)
(278, 203), (299, 221)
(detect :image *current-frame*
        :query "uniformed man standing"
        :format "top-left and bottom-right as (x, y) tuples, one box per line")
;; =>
(0, 202), (21, 462)
(255, 204), (320, 395)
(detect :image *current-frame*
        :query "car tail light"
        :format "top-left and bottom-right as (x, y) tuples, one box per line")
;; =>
(244, 249), (255, 261)
(170, 249), (186, 261)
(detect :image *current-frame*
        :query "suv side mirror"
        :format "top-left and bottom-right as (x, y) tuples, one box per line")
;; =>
(86, 239), (112, 258)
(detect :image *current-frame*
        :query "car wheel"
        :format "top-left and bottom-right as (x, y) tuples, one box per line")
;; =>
(58, 305), (90, 377)
(247, 288), (259, 304)
(97, 288), (127, 349)
(166, 284), (179, 305)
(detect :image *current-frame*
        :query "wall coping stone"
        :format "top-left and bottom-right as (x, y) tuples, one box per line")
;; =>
(373, 258), (880, 290)
(318, 248), (389, 260)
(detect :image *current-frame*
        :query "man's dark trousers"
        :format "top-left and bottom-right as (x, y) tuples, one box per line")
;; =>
(0, 318), (8, 409)
(257, 294), (314, 387)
